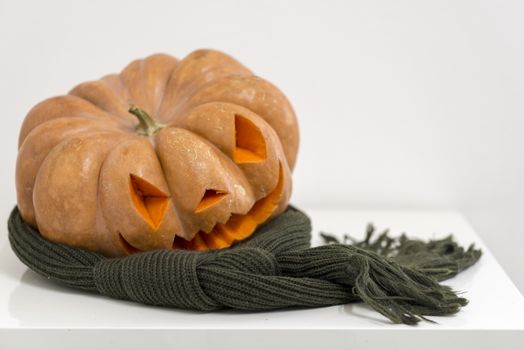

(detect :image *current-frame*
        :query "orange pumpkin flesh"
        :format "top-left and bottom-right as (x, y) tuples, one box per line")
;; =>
(129, 174), (170, 229)
(195, 190), (229, 214)
(234, 115), (267, 164)
(16, 50), (298, 257)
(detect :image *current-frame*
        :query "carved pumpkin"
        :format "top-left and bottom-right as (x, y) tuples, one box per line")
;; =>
(16, 50), (299, 257)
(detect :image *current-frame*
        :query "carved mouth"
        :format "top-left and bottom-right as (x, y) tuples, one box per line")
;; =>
(118, 232), (142, 254)
(172, 162), (285, 250)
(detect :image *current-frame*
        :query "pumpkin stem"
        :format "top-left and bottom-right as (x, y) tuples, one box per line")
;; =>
(129, 105), (165, 136)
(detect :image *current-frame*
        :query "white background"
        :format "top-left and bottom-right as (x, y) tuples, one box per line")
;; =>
(1, 0), (523, 294)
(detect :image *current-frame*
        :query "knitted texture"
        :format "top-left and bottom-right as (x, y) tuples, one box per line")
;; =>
(8, 206), (481, 325)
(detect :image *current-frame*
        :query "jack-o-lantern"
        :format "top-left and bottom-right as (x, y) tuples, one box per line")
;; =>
(16, 50), (299, 256)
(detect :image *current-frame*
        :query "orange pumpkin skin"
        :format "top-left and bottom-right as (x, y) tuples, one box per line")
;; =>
(15, 50), (298, 257)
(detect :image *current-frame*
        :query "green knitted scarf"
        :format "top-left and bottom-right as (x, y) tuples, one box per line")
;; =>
(8, 206), (481, 325)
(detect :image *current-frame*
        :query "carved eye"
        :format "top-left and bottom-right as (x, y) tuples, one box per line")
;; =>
(129, 174), (170, 229)
(195, 189), (228, 213)
(233, 114), (266, 164)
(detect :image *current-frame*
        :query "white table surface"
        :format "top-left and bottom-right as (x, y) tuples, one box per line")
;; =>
(1, 208), (523, 350)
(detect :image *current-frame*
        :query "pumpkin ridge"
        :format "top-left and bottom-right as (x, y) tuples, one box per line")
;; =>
(22, 129), (129, 225)
(17, 118), (129, 227)
(157, 50), (251, 123)
(163, 72), (252, 124)
(145, 135), (185, 244)
(18, 95), (132, 148)
(118, 55), (180, 127)
(93, 134), (137, 253)
(69, 79), (134, 122)
(151, 127), (195, 240)
(117, 59), (145, 112)
(33, 131), (130, 251)
(148, 54), (179, 117)
(103, 73), (131, 105)
(19, 116), (125, 154)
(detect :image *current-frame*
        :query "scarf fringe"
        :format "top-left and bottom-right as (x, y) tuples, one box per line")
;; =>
(319, 224), (482, 324)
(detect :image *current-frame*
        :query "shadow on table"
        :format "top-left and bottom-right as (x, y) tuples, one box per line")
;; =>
(339, 303), (393, 325)
(0, 242), (27, 281)
(7, 268), (211, 327)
